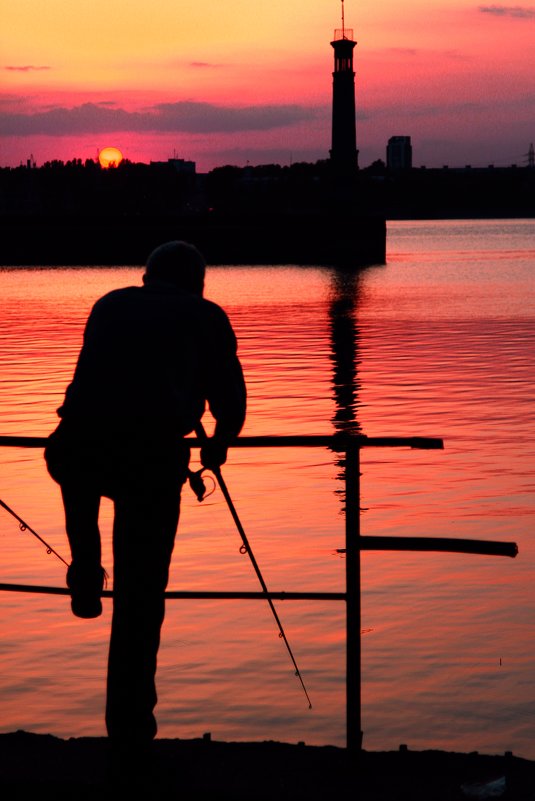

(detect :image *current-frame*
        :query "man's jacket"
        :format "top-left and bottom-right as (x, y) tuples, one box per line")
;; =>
(57, 280), (246, 441)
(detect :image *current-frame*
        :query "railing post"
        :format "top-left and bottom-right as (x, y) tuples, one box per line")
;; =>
(345, 439), (362, 755)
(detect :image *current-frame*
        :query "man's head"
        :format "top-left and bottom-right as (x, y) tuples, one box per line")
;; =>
(144, 241), (206, 295)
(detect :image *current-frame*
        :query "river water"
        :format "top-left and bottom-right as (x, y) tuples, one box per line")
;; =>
(1, 219), (534, 757)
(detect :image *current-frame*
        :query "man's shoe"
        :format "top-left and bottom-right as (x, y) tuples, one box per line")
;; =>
(66, 563), (107, 618)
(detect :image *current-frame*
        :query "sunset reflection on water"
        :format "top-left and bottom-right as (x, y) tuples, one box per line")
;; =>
(1, 220), (534, 757)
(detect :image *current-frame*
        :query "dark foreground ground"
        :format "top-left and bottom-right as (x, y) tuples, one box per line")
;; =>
(1, 731), (534, 801)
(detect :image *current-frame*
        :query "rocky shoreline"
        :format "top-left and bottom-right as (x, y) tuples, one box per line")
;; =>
(1, 731), (534, 800)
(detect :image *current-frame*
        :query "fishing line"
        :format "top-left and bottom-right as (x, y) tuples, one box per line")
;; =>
(195, 424), (312, 709)
(0, 498), (69, 567)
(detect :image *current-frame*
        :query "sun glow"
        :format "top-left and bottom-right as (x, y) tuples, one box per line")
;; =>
(98, 146), (123, 168)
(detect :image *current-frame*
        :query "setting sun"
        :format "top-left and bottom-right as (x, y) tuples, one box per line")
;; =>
(98, 146), (124, 169)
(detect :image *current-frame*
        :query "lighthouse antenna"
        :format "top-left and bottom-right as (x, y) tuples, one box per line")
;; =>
(341, 0), (345, 38)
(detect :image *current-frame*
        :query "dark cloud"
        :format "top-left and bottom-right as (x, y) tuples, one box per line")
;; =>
(479, 5), (535, 17)
(385, 48), (419, 56)
(364, 91), (535, 122)
(380, 47), (470, 60)
(152, 101), (315, 132)
(0, 100), (317, 137)
(189, 61), (223, 68)
(5, 65), (51, 72)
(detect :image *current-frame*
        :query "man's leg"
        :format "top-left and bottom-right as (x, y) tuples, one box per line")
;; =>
(60, 483), (106, 618)
(105, 482), (181, 743)
(45, 422), (107, 618)
(60, 483), (101, 565)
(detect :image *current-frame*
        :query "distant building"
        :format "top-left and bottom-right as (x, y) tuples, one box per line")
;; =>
(150, 158), (196, 174)
(386, 136), (412, 170)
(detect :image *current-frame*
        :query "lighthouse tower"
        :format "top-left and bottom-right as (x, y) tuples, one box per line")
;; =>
(330, 0), (358, 172)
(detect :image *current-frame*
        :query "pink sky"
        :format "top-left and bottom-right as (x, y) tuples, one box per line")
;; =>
(1, 0), (534, 170)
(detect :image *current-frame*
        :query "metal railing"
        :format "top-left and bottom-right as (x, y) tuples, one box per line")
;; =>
(0, 432), (518, 754)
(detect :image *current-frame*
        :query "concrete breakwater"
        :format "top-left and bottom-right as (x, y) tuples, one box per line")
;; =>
(0, 211), (386, 267)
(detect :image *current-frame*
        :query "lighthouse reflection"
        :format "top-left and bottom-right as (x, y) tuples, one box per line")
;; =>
(328, 268), (362, 504)
(329, 269), (362, 435)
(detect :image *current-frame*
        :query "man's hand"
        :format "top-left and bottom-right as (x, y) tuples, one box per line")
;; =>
(200, 439), (228, 471)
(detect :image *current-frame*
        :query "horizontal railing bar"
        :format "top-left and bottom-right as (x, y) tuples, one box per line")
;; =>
(0, 436), (48, 448)
(0, 434), (444, 450)
(359, 436), (443, 450)
(0, 583), (346, 601)
(338, 536), (518, 558)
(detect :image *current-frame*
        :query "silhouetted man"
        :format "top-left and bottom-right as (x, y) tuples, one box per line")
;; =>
(45, 241), (246, 750)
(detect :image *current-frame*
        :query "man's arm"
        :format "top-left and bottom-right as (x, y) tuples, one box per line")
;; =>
(200, 305), (246, 469)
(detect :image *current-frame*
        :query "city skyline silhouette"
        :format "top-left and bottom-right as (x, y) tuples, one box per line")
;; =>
(2, 0), (534, 170)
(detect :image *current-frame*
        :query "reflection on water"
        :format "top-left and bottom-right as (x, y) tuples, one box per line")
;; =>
(329, 270), (362, 436)
(0, 219), (534, 757)
(328, 269), (362, 508)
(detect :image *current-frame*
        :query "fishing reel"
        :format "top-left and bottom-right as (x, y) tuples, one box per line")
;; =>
(187, 468), (215, 502)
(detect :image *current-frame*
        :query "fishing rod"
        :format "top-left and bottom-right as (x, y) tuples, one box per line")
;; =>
(195, 423), (312, 709)
(0, 498), (69, 567)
